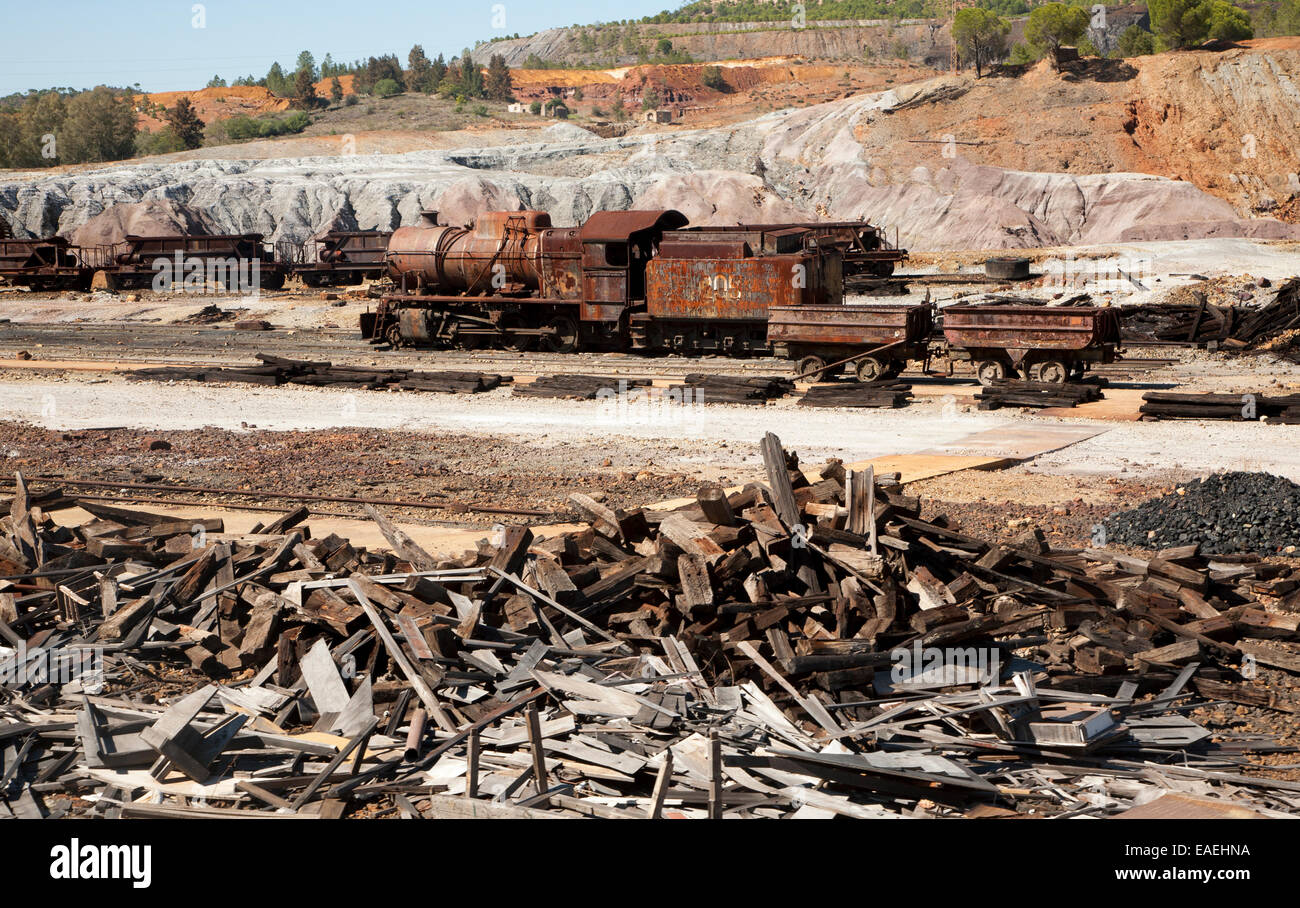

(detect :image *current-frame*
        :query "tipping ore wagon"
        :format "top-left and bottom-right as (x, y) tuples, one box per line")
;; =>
(0, 236), (93, 291)
(941, 305), (1122, 385)
(767, 303), (934, 381)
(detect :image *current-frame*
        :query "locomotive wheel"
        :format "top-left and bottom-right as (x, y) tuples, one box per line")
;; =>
(539, 316), (580, 353)
(796, 355), (830, 382)
(1035, 360), (1069, 385)
(384, 323), (403, 348)
(500, 316), (534, 352)
(259, 270), (286, 292)
(976, 359), (1012, 386)
(855, 357), (887, 383)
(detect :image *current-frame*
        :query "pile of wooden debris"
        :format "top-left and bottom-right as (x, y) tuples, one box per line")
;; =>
(1, 435), (1298, 819)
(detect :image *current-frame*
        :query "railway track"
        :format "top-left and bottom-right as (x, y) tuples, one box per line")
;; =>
(0, 322), (1175, 387)
(0, 321), (805, 379)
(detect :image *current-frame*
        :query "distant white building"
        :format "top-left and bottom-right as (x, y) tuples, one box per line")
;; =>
(507, 102), (526, 114)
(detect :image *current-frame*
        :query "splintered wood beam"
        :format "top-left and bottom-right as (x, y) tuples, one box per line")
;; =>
(736, 640), (844, 738)
(708, 729), (723, 819)
(761, 432), (800, 530)
(348, 579), (456, 732)
(527, 705), (550, 803)
(650, 748), (674, 819)
(290, 716), (379, 811)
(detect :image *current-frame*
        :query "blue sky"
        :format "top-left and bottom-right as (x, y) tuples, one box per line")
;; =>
(0, 0), (677, 95)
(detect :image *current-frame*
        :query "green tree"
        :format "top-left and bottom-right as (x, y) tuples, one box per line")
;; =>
(0, 112), (21, 168)
(953, 7), (1011, 77)
(642, 84), (662, 110)
(60, 87), (136, 164)
(459, 49), (485, 98)
(1149, 0), (1210, 46)
(407, 45), (435, 93)
(1008, 41), (1040, 64)
(295, 51), (317, 83)
(266, 62), (289, 96)
(529, 99), (542, 114)
(330, 76), (344, 104)
(701, 65), (728, 90)
(136, 126), (186, 156)
(1117, 24), (1157, 55)
(1150, 0), (1251, 47)
(1205, 0), (1253, 40)
(206, 75), (227, 88)
(294, 68), (318, 108)
(1253, 0), (1300, 36)
(1024, 2), (1090, 55)
(17, 92), (67, 167)
(374, 78), (401, 98)
(655, 37), (673, 56)
(165, 96), (206, 149)
(431, 54), (448, 87)
(485, 54), (514, 101)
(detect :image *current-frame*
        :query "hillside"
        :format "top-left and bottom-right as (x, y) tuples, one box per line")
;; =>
(136, 75), (360, 131)
(470, 6), (1148, 68)
(2, 40), (1298, 252)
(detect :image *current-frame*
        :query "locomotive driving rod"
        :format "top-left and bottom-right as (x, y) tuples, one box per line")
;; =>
(792, 340), (905, 381)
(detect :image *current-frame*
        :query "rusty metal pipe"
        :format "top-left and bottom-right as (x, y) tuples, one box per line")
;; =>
(404, 708), (428, 762)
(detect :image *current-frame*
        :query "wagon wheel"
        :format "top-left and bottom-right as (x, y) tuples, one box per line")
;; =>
(1036, 360), (1069, 386)
(976, 359), (1009, 386)
(883, 361), (903, 379)
(259, 269), (286, 292)
(855, 356), (887, 383)
(796, 355), (830, 382)
(384, 322), (403, 348)
(539, 316), (580, 354)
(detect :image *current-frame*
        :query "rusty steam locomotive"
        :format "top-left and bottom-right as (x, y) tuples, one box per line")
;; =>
(363, 208), (1119, 384)
(362, 208), (856, 357)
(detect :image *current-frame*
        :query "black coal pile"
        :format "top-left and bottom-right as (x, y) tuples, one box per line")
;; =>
(1104, 471), (1300, 554)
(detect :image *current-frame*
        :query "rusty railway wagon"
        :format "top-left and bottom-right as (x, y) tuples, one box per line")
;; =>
(769, 302), (1120, 384)
(767, 303), (934, 382)
(941, 305), (1122, 384)
(363, 209), (842, 354)
(100, 234), (287, 291)
(0, 236), (94, 291)
(290, 230), (392, 287)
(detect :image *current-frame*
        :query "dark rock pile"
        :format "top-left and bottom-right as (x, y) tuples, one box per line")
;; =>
(1104, 471), (1300, 554)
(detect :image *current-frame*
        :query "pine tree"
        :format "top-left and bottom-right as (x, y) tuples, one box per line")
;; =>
(294, 68), (318, 108)
(330, 76), (344, 104)
(485, 54), (514, 101)
(407, 45), (434, 93)
(165, 96), (206, 149)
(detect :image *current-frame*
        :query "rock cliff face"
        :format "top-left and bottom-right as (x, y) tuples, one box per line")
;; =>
(1, 43), (1297, 252)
